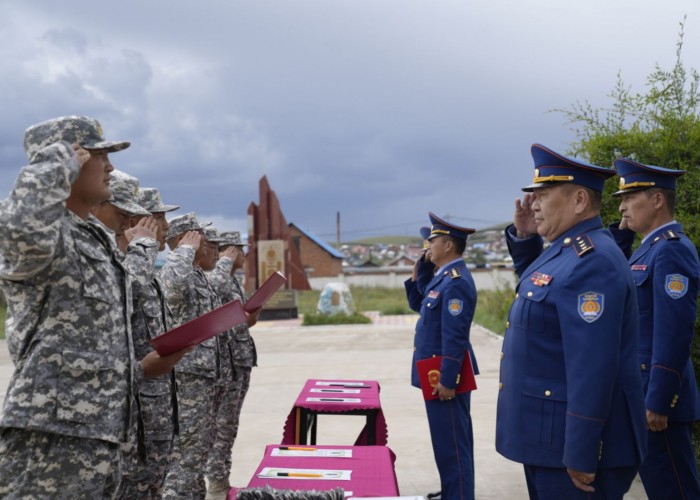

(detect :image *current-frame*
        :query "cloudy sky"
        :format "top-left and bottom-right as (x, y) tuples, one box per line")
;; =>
(1, 1), (699, 241)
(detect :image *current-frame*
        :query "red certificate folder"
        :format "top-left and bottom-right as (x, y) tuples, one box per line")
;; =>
(244, 271), (287, 312)
(416, 353), (477, 400)
(149, 299), (246, 356)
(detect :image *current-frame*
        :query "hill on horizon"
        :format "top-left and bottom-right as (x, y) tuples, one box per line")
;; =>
(342, 221), (510, 246)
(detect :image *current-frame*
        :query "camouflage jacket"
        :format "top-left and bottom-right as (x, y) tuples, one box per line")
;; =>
(209, 257), (257, 368)
(158, 248), (221, 380)
(0, 141), (141, 444)
(123, 239), (178, 441)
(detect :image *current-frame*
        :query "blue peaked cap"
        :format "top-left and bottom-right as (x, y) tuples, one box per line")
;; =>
(427, 212), (475, 241)
(612, 158), (685, 196)
(522, 144), (615, 193)
(419, 226), (431, 240)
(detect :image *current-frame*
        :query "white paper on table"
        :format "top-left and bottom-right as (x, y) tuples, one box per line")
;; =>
(315, 381), (369, 387)
(309, 388), (361, 394)
(257, 467), (351, 481)
(305, 397), (361, 403)
(272, 448), (353, 458)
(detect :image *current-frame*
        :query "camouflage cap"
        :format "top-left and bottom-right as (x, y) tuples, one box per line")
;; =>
(203, 227), (226, 243)
(137, 187), (180, 213)
(108, 170), (151, 216)
(166, 212), (212, 240)
(219, 230), (248, 247)
(23, 115), (130, 162)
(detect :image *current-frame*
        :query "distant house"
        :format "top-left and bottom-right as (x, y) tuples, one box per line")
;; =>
(288, 223), (344, 278)
(386, 251), (416, 267)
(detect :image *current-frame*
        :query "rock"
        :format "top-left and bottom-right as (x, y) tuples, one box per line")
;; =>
(317, 282), (355, 316)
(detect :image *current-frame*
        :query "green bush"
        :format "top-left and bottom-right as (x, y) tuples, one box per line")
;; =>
(474, 288), (514, 335)
(302, 312), (373, 326)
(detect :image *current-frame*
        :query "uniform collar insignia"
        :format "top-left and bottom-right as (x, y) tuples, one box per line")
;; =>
(450, 268), (461, 279)
(573, 234), (594, 257)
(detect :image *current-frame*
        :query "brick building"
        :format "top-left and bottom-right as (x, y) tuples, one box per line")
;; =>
(288, 223), (344, 278)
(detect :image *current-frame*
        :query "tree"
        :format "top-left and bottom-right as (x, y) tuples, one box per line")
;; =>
(556, 17), (700, 463)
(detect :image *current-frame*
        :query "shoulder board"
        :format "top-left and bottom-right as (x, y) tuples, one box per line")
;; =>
(450, 268), (461, 279)
(663, 229), (681, 241)
(573, 234), (594, 257)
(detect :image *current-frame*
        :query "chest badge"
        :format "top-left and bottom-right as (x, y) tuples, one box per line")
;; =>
(530, 272), (553, 287)
(665, 274), (689, 299)
(631, 264), (648, 271)
(448, 299), (463, 316)
(578, 291), (604, 323)
(427, 290), (440, 299)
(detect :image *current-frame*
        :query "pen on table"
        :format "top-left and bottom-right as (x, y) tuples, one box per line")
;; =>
(279, 446), (316, 451)
(275, 472), (324, 478)
(318, 389), (345, 393)
(319, 398), (345, 401)
(328, 384), (370, 388)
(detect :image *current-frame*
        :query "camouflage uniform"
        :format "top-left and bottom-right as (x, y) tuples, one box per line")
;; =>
(0, 117), (138, 499)
(117, 187), (180, 499)
(160, 214), (222, 500)
(205, 231), (257, 494)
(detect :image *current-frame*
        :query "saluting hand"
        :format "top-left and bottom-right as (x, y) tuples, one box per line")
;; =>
(220, 246), (240, 261)
(71, 143), (91, 167)
(178, 231), (202, 251)
(125, 217), (158, 243)
(514, 194), (538, 238)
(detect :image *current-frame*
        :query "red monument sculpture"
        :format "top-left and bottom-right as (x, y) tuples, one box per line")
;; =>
(246, 175), (310, 295)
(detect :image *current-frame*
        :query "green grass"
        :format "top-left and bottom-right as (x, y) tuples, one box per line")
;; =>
(298, 286), (413, 317)
(298, 285), (513, 331)
(302, 312), (373, 326)
(473, 287), (515, 335)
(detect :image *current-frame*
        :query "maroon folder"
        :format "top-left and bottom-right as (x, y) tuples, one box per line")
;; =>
(244, 271), (287, 312)
(416, 353), (477, 400)
(149, 299), (246, 356)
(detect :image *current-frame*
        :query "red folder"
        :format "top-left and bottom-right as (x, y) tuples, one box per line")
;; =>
(244, 271), (287, 313)
(416, 353), (477, 400)
(149, 299), (246, 356)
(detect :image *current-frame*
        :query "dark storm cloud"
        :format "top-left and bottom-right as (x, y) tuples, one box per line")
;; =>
(1, 0), (699, 239)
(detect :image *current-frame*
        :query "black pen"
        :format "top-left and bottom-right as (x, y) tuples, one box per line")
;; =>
(319, 398), (345, 401)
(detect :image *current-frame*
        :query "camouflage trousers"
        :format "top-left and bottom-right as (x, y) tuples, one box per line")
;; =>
(206, 366), (252, 483)
(116, 438), (173, 499)
(0, 428), (120, 499)
(162, 374), (216, 500)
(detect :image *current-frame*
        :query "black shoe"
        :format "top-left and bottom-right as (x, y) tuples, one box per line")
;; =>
(426, 491), (441, 499)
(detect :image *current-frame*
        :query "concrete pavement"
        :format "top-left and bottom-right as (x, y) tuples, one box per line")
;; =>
(0, 316), (646, 498)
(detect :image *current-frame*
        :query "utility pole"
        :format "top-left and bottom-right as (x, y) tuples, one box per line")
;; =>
(336, 211), (341, 249)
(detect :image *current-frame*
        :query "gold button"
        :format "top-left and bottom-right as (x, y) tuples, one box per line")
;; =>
(527, 291), (533, 297)
(499, 383), (503, 391)
(506, 321), (510, 328)
(654, 237), (660, 242)
(545, 390), (552, 397)
(515, 293), (519, 299)
(563, 237), (571, 245)
(641, 364), (647, 370)
(500, 352), (505, 360)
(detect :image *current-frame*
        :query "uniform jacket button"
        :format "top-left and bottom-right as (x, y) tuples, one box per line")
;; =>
(499, 383), (503, 391)
(544, 390), (552, 397)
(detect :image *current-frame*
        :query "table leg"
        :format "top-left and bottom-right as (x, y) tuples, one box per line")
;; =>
(366, 410), (377, 445)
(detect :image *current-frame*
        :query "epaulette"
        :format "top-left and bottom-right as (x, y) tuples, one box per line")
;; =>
(663, 229), (681, 241)
(450, 268), (461, 279)
(573, 234), (594, 257)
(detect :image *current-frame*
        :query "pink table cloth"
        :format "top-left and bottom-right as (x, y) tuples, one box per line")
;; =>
(281, 379), (388, 446)
(228, 444), (399, 499)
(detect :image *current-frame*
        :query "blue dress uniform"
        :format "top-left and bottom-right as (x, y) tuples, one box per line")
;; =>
(412, 213), (479, 500)
(611, 158), (700, 499)
(496, 145), (647, 499)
